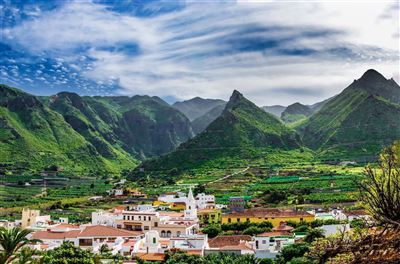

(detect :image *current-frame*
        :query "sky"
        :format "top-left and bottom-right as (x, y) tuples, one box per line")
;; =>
(0, 0), (399, 106)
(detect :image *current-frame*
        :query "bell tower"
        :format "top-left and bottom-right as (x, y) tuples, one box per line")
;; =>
(184, 187), (197, 219)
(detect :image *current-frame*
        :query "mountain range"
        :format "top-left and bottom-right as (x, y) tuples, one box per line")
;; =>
(1, 69), (399, 176)
(131, 69), (400, 181)
(0, 86), (193, 174)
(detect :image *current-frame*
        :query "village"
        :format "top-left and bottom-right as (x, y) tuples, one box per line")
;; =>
(0, 187), (371, 263)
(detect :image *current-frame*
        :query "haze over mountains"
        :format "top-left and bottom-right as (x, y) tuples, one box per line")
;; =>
(0, 69), (399, 175)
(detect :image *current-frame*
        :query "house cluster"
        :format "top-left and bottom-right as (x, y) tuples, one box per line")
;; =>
(1, 189), (371, 262)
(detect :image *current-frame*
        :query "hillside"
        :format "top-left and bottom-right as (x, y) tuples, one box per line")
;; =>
(262, 105), (286, 117)
(131, 90), (311, 182)
(299, 69), (400, 160)
(281, 102), (312, 123)
(173, 97), (226, 121)
(0, 85), (137, 175)
(0, 85), (196, 174)
(191, 104), (225, 134)
(83, 96), (194, 159)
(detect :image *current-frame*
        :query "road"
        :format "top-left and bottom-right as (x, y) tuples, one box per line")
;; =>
(206, 166), (250, 185)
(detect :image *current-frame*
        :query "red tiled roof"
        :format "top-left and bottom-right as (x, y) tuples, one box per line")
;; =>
(32, 225), (142, 240)
(182, 249), (203, 255)
(344, 210), (368, 216)
(78, 225), (142, 237)
(273, 223), (294, 232)
(208, 235), (252, 248)
(31, 230), (80, 240)
(220, 242), (253, 251)
(136, 253), (165, 261)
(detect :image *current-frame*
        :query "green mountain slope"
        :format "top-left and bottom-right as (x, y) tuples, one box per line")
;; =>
(281, 102), (312, 123)
(45, 93), (194, 159)
(87, 96), (194, 158)
(262, 105), (286, 117)
(191, 104), (225, 134)
(299, 69), (400, 160)
(131, 90), (312, 182)
(0, 85), (137, 174)
(173, 97), (226, 121)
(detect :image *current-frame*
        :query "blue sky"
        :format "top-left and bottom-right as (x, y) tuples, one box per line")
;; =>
(0, 0), (399, 105)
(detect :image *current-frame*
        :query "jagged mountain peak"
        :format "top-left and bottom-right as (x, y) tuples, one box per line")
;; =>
(359, 69), (387, 83)
(226, 90), (246, 109)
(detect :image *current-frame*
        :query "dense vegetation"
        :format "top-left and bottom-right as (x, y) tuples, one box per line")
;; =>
(130, 90), (308, 182)
(298, 69), (400, 160)
(0, 85), (194, 174)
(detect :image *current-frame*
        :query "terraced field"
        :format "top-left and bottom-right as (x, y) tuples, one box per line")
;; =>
(0, 175), (113, 210)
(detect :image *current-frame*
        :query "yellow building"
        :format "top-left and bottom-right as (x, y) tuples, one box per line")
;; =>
(221, 208), (314, 227)
(170, 202), (186, 211)
(197, 209), (221, 225)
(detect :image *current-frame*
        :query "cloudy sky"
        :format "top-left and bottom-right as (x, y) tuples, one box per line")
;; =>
(0, 0), (399, 106)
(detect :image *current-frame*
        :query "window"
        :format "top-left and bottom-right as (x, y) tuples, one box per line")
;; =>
(177, 231), (181, 237)
(144, 216), (146, 221)
(237, 218), (240, 222)
(262, 240), (266, 244)
(154, 222), (158, 227)
(144, 226), (149, 230)
(167, 231), (171, 238)
(123, 215), (126, 220)
(228, 218), (231, 223)
(246, 218), (250, 222)
(139, 216), (141, 220)
(149, 216), (151, 221)
(153, 237), (156, 244)
(300, 218), (303, 221)
(161, 230), (166, 237)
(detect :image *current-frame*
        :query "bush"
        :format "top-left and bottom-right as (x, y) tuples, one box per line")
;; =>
(279, 243), (310, 263)
(202, 224), (221, 238)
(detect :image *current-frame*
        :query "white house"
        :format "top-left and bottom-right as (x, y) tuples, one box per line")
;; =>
(253, 231), (295, 259)
(91, 210), (122, 227)
(195, 193), (215, 209)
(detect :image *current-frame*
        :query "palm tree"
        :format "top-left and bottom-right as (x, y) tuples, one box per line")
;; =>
(12, 247), (39, 264)
(0, 227), (41, 264)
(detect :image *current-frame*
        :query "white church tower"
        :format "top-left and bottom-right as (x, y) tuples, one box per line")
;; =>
(184, 187), (197, 219)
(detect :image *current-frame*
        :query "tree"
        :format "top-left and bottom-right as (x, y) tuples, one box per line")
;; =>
(41, 241), (99, 264)
(201, 224), (221, 238)
(164, 249), (203, 264)
(279, 243), (310, 264)
(358, 141), (400, 228)
(304, 228), (324, 243)
(11, 247), (39, 264)
(0, 227), (41, 264)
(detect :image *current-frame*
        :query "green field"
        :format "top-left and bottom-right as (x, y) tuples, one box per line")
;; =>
(0, 175), (113, 210)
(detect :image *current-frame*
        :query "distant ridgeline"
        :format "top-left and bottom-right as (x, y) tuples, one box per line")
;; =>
(0, 85), (193, 175)
(130, 69), (400, 181)
(1, 69), (399, 176)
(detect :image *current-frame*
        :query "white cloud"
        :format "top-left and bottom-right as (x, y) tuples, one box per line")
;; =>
(3, 0), (399, 105)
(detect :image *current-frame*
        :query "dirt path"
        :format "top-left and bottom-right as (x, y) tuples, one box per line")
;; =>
(206, 166), (250, 185)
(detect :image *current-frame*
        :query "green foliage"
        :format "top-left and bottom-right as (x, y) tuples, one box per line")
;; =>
(164, 250), (265, 264)
(242, 226), (272, 236)
(131, 90), (310, 182)
(41, 241), (99, 264)
(299, 70), (400, 160)
(201, 224), (222, 238)
(0, 227), (40, 264)
(221, 221), (273, 233)
(278, 243), (310, 264)
(304, 228), (325, 243)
